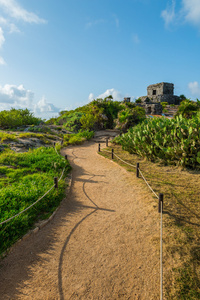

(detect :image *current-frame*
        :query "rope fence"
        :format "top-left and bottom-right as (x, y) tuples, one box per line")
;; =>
(98, 142), (164, 300)
(0, 143), (67, 227)
(138, 168), (159, 199)
(0, 185), (55, 226)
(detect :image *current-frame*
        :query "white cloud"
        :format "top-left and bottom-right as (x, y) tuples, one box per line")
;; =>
(0, 17), (7, 25)
(88, 93), (95, 102)
(0, 0), (46, 65)
(162, 0), (200, 28)
(0, 17), (20, 33)
(34, 97), (60, 114)
(132, 33), (140, 44)
(89, 88), (124, 102)
(85, 19), (106, 29)
(0, 27), (5, 48)
(182, 0), (200, 25)
(0, 56), (5, 65)
(0, 0), (46, 24)
(9, 23), (20, 33)
(0, 84), (34, 105)
(161, 0), (176, 27)
(112, 14), (119, 28)
(0, 84), (59, 119)
(98, 89), (124, 101)
(188, 81), (200, 96)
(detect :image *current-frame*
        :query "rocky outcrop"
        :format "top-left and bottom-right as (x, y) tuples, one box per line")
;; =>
(136, 100), (163, 115)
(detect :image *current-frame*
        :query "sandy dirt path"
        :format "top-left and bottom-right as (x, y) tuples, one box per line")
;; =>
(0, 141), (160, 300)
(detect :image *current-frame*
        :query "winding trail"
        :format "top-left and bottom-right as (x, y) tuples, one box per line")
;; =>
(0, 141), (160, 299)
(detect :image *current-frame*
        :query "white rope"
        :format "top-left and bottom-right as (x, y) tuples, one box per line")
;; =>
(101, 149), (136, 168)
(114, 153), (136, 168)
(0, 185), (54, 226)
(0, 166), (66, 226)
(58, 167), (65, 182)
(100, 149), (158, 198)
(55, 145), (59, 156)
(160, 200), (163, 300)
(138, 168), (159, 199)
(101, 149), (111, 153)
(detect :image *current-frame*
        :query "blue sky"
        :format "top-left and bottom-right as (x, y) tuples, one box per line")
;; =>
(0, 0), (200, 119)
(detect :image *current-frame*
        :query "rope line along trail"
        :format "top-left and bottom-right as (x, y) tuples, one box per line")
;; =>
(138, 168), (159, 199)
(113, 153), (137, 169)
(99, 144), (163, 300)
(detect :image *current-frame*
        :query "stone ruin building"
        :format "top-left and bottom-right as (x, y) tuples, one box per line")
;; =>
(138, 82), (181, 115)
(123, 97), (131, 103)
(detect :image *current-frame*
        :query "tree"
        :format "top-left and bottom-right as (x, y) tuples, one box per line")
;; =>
(175, 99), (199, 119)
(179, 94), (187, 101)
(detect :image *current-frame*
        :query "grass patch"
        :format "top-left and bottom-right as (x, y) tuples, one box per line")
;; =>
(99, 143), (200, 299)
(0, 147), (71, 256)
(0, 132), (17, 142)
(63, 130), (94, 146)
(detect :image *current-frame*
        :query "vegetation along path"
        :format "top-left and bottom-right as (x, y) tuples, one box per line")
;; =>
(0, 140), (161, 299)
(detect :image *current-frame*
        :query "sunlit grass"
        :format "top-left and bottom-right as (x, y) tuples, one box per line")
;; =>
(0, 147), (71, 256)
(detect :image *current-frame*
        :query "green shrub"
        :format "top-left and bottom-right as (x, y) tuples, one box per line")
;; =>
(47, 97), (131, 131)
(176, 99), (199, 119)
(0, 147), (71, 255)
(179, 94), (187, 101)
(0, 108), (42, 129)
(18, 132), (42, 138)
(161, 102), (168, 109)
(116, 106), (146, 132)
(135, 98), (142, 103)
(63, 130), (94, 146)
(114, 115), (200, 169)
(0, 132), (17, 142)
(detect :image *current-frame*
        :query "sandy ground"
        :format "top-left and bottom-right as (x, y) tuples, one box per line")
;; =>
(0, 140), (160, 300)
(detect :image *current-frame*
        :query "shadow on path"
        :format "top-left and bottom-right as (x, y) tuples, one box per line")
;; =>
(58, 147), (115, 299)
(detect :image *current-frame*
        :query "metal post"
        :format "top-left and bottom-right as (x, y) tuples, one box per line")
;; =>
(106, 138), (108, 147)
(54, 177), (58, 188)
(136, 163), (139, 178)
(159, 193), (163, 213)
(111, 149), (114, 159)
(98, 143), (101, 152)
(65, 155), (68, 160)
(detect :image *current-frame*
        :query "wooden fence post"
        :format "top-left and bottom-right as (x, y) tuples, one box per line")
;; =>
(106, 138), (108, 147)
(159, 193), (164, 213)
(136, 163), (139, 178)
(54, 177), (58, 188)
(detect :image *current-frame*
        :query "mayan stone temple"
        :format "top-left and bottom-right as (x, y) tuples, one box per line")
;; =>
(139, 82), (181, 115)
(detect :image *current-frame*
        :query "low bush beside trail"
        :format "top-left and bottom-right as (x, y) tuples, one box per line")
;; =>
(114, 115), (200, 169)
(63, 130), (94, 146)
